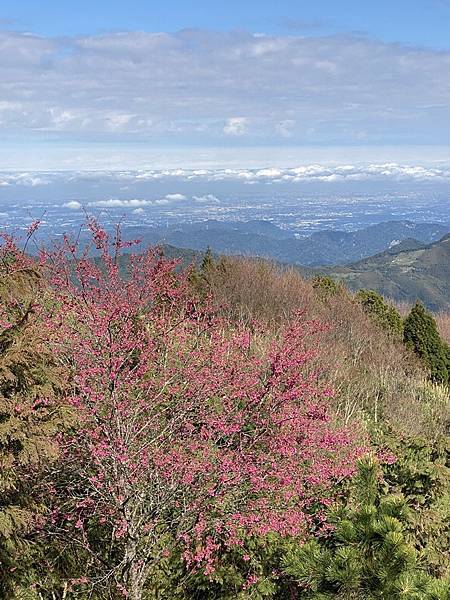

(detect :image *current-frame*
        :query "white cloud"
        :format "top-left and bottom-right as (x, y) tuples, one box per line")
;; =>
(0, 173), (50, 186)
(192, 194), (221, 203)
(3, 163), (450, 200)
(164, 193), (187, 201)
(90, 198), (153, 208)
(144, 162), (450, 183)
(223, 117), (249, 137)
(89, 192), (188, 208)
(254, 168), (283, 178)
(63, 200), (82, 210)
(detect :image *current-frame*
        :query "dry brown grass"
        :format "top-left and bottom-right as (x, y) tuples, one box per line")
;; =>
(204, 257), (314, 325)
(436, 312), (450, 345)
(395, 300), (413, 317)
(203, 256), (442, 438)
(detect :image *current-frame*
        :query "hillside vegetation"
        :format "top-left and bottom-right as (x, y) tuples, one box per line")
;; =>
(324, 233), (450, 311)
(437, 313), (450, 345)
(0, 223), (449, 599)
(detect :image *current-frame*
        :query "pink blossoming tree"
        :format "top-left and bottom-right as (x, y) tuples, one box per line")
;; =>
(35, 221), (361, 599)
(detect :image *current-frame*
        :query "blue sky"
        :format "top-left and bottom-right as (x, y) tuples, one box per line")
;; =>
(1, 0), (450, 169)
(3, 0), (450, 49)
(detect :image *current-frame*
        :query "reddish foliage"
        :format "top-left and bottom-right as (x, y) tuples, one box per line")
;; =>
(2, 221), (363, 596)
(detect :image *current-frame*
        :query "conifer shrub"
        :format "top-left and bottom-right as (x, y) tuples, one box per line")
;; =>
(312, 275), (343, 301)
(355, 289), (403, 337)
(380, 433), (450, 579)
(201, 245), (214, 273)
(282, 456), (450, 599)
(404, 301), (449, 384)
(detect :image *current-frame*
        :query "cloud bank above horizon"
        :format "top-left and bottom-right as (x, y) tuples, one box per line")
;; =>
(1, 26), (450, 160)
(3, 162), (450, 189)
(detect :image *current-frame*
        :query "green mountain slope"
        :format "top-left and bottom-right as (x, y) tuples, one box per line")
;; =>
(324, 234), (450, 311)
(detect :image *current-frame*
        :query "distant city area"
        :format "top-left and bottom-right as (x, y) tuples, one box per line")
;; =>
(1, 167), (450, 242)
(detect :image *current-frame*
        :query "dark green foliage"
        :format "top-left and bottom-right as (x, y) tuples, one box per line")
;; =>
(356, 289), (403, 336)
(312, 276), (342, 300)
(380, 434), (450, 577)
(282, 456), (450, 599)
(443, 341), (450, 369)
(187, 246), (216, 296)
(404, 301), (449, 384)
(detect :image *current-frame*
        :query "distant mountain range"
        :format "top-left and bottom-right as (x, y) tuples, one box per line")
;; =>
(153, 222), (450, 311)
(100, 218), (450, 311)
(129, 219), (449, 267)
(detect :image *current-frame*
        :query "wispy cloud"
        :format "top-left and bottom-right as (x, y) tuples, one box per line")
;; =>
(1, 28), (450, 146)
(223, 118), (249, 137)
(193, 194), (220, 203)
(91, 199), (154, 208)
(164, 193), (187, 201)
(89, 193), (189, 208)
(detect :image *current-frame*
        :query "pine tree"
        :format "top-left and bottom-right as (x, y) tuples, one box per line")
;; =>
(187, 247), (215, 296)
(403, 301), (449, 384)
(201, 246), (214, 273)
(282, 456), (450, 599)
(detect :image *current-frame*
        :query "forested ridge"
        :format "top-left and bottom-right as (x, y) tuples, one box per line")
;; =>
(0, 221), (449, 599)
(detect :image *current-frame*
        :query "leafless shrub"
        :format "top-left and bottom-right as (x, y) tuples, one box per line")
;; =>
(436, 312), (450, 345)
(204, 256), (436, 437)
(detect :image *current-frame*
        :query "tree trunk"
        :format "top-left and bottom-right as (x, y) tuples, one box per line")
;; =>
(128, 568), (145, 600)
(123, 537), (146, 600)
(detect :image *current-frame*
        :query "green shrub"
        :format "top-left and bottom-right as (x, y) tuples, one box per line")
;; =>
(312, 275), (342, 300)
(404, 301), (449, 384)
(355, 289), (403, 337)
